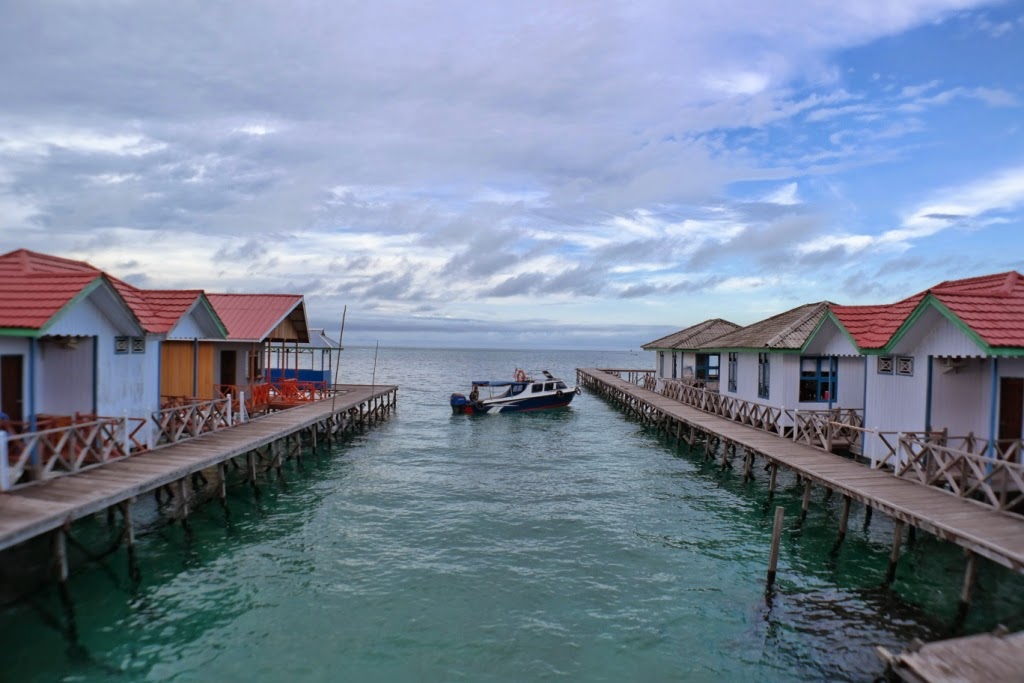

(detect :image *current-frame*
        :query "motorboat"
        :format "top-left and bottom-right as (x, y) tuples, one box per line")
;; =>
(450, 369), (581, 414)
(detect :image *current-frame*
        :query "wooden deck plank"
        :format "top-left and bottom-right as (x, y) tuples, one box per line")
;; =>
(0, 386), (397, 551)
(578, 369), (1024, 572)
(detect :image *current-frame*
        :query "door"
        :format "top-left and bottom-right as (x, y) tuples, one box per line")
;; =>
(220, 350), (237, 387)
(1, 355), (24, 423)
(998, 377), (1024, 446)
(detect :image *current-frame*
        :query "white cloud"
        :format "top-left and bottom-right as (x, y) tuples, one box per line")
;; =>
(704, 71), (770, 96)
(761, 182), (801, 205)
(0, 127), (166, 156)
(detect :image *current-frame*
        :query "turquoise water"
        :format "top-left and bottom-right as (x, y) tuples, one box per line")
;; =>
(1, 347), (1022, 682)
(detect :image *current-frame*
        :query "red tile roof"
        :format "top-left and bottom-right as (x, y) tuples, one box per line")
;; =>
(930, 271), (1024, 348)
(830, 294), (924, 349)
(206, 293), (306, 341)
(830, 271), (1024, 350)
(0, 249), (218, 335)
(0, 272), (104, 330)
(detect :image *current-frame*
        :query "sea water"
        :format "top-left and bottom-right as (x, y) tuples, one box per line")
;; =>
(0, 347), (1021, 682)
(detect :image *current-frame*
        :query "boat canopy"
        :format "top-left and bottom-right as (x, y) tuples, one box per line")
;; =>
(471, 380), (527, 387)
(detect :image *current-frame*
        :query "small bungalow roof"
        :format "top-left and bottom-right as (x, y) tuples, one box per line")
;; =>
(829, 271), (1024, 351)
(830, 294), (925, 350)
(703, 302), (831, 351)
(206, 293), (310, 343)
(0, 248), (226, 336)
(0, 272), (107, 330)
(641, 318), (740, 350)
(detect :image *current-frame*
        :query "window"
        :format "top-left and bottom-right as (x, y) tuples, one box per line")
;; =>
(532, 383), (543, 393)
(672, 352), (678, 379)
(799, 356), (836, 403)
(758, 353), (770, 399)
(727, 352), (737, 393)
(878, 356), (893, 374)
(131, 337), (145, 354)
(659, 351), (665, 377)
(896, 356), (914, 376)
(556, 381), (567, 390)
(544, 382), (554, 391)
(695, 353), (720, 381)
(114, 336), (129, 354)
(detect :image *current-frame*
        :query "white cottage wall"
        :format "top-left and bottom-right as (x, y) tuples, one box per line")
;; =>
(37, 338), (93, 415)
(167, 316), (206, 340)
(930, 358), (989, 437)
(862, 362), (928, 462)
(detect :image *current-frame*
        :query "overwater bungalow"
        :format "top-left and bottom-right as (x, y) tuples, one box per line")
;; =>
(0, 248), (326, 489)
(641, 318), (739, 388)
(205, 293), (317, 413)
(830, 272), (1024, 466)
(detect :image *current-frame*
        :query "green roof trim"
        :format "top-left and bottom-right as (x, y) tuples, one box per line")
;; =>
(0, 327), (39, 337)
(36, 277), (105, 335)
(800, 310), (863, 354)
(884, 294), (991, 355)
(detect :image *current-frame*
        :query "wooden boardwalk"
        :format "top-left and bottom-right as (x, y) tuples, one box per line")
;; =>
(877, 629), (1024, 682)
(0, 384), (397, 553)
(577, 369), (1024, 573)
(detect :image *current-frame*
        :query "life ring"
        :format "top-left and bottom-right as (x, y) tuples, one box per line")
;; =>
(556, 390), (564, 398)
(575, 387), (582, 396)
(514, 369), (527, 382)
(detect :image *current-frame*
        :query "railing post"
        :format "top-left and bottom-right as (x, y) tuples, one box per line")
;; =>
(122, 415), (130, 456)
(0, 430), (9, 491)
(227, 393), (234, 427)
(240, 391), (248, 422)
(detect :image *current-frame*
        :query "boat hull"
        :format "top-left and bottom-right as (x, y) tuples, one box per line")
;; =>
(450, 390), (577, 415)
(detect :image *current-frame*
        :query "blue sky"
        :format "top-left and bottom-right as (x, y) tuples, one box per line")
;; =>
(0, 0), (1022, 349)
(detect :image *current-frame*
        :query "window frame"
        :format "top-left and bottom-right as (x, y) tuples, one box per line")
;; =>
(757, 352), (770, 399)
(727, 352), (738, 393)
(798, 356), (837, 403)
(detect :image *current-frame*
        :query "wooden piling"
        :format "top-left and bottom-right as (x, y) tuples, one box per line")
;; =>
(768, 463), (778, 495)
(838, 495), (852, 543)
(958, 551), (978, 619)
(800, 479), (812, 521)
(767, 506), (785, 588)
(886, 521), (905, 584)
(52, 528), (69, 583)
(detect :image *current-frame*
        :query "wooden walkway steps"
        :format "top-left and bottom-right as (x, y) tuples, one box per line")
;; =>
(0, 384), (397, 553)
(877, 628), (1024, 682)
(576, 369), (1024, 574)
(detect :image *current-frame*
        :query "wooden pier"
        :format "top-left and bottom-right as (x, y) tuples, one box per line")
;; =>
(576, 369), (1024, 576)
(877, 628), (1024, 682)
(0, 384), (397, 555)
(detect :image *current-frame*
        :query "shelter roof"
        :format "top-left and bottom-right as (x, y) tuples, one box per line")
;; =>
(301, 328), (342, 350)
(206, 293), (309, 342)
(929, 271), (1024, 348)
(641, 318), (740, 350)
(703, 302), (831, 351)
(0, 248), (225, 336)
(830, 271), (1024, 351)
(830, 294), (925, 350)
(0, 272), (105, 330)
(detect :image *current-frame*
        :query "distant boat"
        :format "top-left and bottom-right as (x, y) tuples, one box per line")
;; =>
(450, 369), (581, 414)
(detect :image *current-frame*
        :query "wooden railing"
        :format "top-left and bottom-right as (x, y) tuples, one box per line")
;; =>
(216, 383), (271, 415)
(1, 416), (147, 490)
(662, 381), (789, 436)
(788, 408), (865, 452)
(598, 368), (656, 387)
(152, 396), (233, 446)
(896, 434), (1024, 512)
(269, 379), (329, 404)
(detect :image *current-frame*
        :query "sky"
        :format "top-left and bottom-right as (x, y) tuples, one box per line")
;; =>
(1, 0), (1022, 350)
